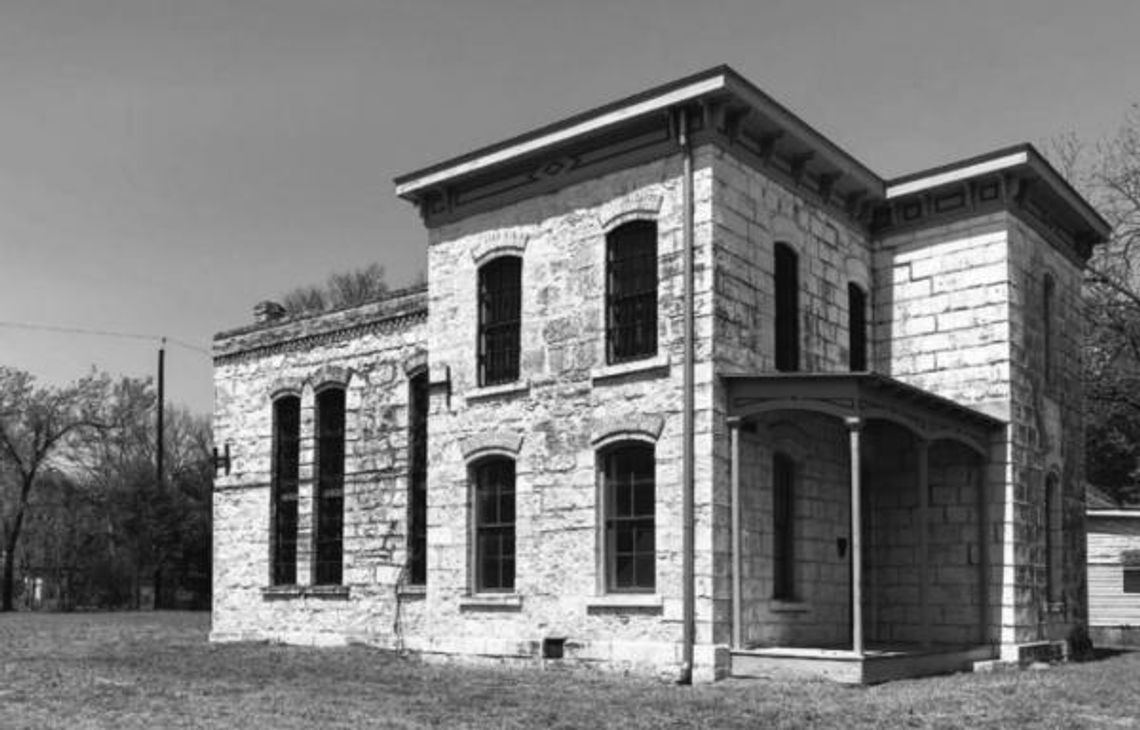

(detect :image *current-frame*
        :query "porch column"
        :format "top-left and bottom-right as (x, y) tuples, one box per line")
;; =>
(917, 439), (931, 648)
(847, 416), (864, 656)
(729, 417), (743, 649)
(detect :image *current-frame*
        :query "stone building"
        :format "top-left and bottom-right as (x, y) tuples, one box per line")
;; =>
(211, 66), (1109, 682)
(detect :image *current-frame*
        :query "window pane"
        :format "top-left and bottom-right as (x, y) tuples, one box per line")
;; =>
(478, 258), (522, 386)
(606, 221), (657, 364)
(407, 372), (428, 585)
(272, 396), (301, 586)
(315, 389), (346, 585)
(474, 458), (515, 592)
(603, 443), (655, 591)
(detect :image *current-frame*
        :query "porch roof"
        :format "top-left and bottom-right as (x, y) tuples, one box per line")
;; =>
(723, 372), (1005, 453)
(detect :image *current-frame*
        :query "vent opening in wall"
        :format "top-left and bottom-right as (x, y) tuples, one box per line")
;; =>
(542, 637), (566, 659)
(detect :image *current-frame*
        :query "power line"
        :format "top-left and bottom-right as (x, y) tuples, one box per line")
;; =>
(0, 320), (212, 356)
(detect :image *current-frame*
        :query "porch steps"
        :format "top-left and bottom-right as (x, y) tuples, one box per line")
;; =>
(730, 645), (996, 684)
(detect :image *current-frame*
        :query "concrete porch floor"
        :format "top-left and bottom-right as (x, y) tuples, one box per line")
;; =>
(730, 643), (997, 684)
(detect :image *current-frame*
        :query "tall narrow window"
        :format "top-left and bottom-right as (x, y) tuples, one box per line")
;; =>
(774, 243), (799, 372)
(848, 282), (868, 372)
(271, 395), (300, 586)
(606, 221), (658, 364)
(407, 371), (429, 586)
(772, 452), (796, 600)
(1043, 274), (1056, 388)
(1045, 473), (1063, 603)
(473, 457), (515, 592)
(314, 387), (346, 585)
(602, 443), (656, 592)
(478, 257), (522, 386)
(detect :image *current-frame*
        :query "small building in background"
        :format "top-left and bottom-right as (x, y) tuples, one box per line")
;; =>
(1086, 485), (1140, 646)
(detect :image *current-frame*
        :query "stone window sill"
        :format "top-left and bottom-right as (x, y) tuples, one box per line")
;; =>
(261, 585), (350, 600)
(769, 600), (810, 613)
(585, 593), (663, 610)
(591, 353), (670, 384)
(397, 584), (427, 599)
(465, 379), (531, 403)
(459, 593), (523, 610)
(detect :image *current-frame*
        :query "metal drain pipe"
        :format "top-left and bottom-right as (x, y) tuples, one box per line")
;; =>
(678, 107), (696, 685)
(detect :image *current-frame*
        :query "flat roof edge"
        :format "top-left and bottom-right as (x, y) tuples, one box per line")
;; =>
(886, 143), (1110, 242)
(394, 66), (732, 198)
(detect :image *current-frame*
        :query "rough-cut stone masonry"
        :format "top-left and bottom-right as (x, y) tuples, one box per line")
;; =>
(212, 290), (429, 646)
(212, 68), (1103, 681)
(421, 150), (722, 681)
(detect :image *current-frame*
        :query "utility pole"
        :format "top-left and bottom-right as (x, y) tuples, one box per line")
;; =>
(155, 337), (165, 609)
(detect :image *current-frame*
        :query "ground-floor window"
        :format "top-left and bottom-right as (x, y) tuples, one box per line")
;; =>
(772, 452), (796, 600)
(601, 443), (655, 592)
(472, 457), (515, 592)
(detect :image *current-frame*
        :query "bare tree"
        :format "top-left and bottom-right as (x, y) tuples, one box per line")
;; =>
(1050, 107), (1140, 504)
(0, 367), (111, 611)
(280, 263), (389, 317)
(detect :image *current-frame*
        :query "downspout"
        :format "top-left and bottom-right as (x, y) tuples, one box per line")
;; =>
(678, 107), (696, 685)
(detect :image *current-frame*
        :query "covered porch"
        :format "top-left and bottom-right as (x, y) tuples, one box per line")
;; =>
(722, 373), (1005, 683)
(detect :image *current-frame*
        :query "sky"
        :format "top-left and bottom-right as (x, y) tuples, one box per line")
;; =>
(2, 0), (1139, 416)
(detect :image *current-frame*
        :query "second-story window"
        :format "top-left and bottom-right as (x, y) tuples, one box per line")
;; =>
(606, 221), (658, 364)
(848, 282), (868, 372)
(478, 257), (522, 386)
(314, 387), (346, 585)
(774, 243), (799, 372)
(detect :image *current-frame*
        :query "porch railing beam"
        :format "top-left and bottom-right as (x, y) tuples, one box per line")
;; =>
(847, 416), (864, 656)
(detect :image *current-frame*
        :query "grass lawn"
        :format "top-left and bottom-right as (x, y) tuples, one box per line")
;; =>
(1, 612), (1138, 728)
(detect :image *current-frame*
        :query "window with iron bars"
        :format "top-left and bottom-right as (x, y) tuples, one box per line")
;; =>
(271, 395), (300, 586)
(606, 221), (658, 364)
(314, 387), (345, 586)
(478, 257), (522, 387)
(473, 457), (515, 592)
(603, 443), (655, 592)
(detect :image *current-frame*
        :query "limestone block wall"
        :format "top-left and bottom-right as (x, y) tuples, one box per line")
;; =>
(211, 293), (428, 646)
(1006, 218), (1088, 643)
(737, 413), (851, 648)
(419, 149), (721, 680)
(874, 210), (1088, 653)
(708, 147), (873, 645)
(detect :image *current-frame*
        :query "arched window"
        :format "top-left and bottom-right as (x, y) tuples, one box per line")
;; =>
(472, 457), (515, 592)
(314, 387), (346, 585)
(478, 257), (522, 386)
(774, 243), (799, 372)
(407, 371), (429, 586)
(271, 395), (300, 586)
(1043, 274), (1056, 388)
(601, 442), (655, 592)
(848, 282), (868, 372)
(1046, 473), (1063, 603)
(606, 220), (658, 364)
(772, 452), (796, 600)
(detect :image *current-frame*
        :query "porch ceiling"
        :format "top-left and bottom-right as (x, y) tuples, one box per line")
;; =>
(723, 372), (1005, 454)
